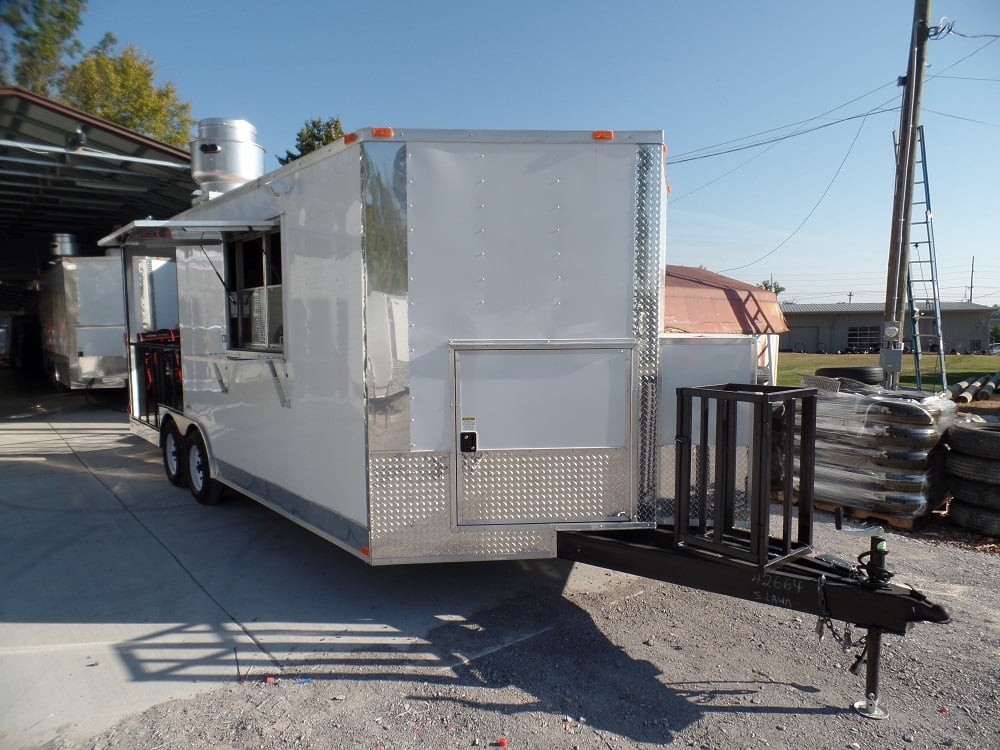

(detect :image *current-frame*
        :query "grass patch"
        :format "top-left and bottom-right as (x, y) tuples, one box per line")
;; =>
(776, 352), (1000, 389)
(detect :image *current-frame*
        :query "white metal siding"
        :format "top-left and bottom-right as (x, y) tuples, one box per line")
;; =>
(176, 149), (370, 527)
(406, 141), (639, 451)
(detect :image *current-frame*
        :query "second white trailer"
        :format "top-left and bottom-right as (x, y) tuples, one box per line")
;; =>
(39, 256), (128, 389)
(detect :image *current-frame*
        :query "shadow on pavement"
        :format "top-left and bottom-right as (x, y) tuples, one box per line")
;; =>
(0, 393), (710, 746)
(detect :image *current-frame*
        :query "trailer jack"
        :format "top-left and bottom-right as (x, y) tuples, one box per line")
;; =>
(558, 384), (949, 718)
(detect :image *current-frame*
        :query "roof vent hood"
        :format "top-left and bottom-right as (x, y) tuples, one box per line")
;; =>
(51, 233), (80, 257)
(190, 118), (264, 203)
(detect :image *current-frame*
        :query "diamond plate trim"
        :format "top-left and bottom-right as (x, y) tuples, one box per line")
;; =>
(459, 448), (628, 524)
(369, 452), (450, 536)
(657, 444), (750, 525)
(368, 453), (553, 561)
(633, 145), (664, 522)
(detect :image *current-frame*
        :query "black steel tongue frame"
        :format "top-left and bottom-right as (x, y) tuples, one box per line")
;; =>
(558, 384), (949, 719)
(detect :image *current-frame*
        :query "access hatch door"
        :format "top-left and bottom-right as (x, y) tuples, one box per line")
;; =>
(452, 341), (635, 526)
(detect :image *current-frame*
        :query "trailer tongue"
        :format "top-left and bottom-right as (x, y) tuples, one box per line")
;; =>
(559, 528), (947, 718)
(559, 383), (949, 719)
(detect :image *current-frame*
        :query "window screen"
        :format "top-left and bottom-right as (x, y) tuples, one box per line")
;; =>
(225, 230), (283, 351)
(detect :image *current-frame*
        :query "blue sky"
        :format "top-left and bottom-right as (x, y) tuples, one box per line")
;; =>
(77, 1), (1000, 305)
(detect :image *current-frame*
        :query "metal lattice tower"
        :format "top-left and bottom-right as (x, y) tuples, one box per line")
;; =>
(895, 126), (946, 390)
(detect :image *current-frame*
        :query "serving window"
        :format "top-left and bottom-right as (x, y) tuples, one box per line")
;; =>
(225, 229), (283, 352)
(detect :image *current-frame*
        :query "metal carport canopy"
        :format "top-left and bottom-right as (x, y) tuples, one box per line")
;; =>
(0, 85), (195, 288)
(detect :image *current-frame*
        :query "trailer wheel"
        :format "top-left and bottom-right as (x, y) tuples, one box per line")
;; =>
(185, 431), (223, 505)
(949, 500), (1000, 537)
(161, 420), (187, 487)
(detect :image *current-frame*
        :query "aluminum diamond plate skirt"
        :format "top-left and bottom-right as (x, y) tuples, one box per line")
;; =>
(657, 444), (751, 525)
(633, 145), (664, 522)
(368, 453), (553, 562)
(458, 448), (629, 524)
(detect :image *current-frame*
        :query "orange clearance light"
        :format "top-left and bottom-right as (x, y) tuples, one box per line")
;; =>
(344, 133), (358, 145)
(592, 130), (614, 141)
(663, 144), (669, 156)
(361, 546), (371, 558)
(371, 127), (395, 138)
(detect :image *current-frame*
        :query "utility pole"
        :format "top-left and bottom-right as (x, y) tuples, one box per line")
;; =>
(969, 256), (975, 302)
(882, 0), (933, 389)
(848, 291), (854, 303)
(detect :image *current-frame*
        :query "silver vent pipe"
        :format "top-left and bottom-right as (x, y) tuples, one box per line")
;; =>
(190, 118), (264, 202)
(51, 233), (80, 257)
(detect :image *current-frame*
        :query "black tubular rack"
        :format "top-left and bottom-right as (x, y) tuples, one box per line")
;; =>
(674, 383), (817, 569)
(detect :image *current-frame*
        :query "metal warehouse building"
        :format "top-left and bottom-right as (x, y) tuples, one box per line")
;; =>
(780, 302), (994, 354)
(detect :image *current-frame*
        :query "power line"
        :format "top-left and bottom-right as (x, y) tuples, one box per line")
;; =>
(666, 108), (897, 165)
(668, 79), (900, 160)
(923, 108), (1000, 128)
(928, 34), (1000, 72)
(719, 113), (872, 273)
(667, 34), (996, 169)
(933, 75), (1000, 82)
(929, 17), (1000, 40)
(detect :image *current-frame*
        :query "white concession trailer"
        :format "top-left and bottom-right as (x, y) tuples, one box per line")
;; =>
(101, 126), (668, 564)
(99, 124), (953, 714)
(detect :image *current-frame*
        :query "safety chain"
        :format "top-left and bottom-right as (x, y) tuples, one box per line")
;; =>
(815, 574), (865, 654)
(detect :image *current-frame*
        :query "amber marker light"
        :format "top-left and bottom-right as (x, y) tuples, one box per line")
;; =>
(592, 130), (614, 141)
(371, 127), (395, 138)
(344, 133), (359, 144)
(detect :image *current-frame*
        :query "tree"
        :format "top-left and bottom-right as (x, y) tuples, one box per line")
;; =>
(0, 0), (86, 96)
(1, 4), (194, 148)
(278, 117), (345, 165)
(757, 279), (786, 296)
(60, 34), (194, 148)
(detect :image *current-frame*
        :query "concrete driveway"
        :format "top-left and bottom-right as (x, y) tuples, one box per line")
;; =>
(0, 379), (584, 748)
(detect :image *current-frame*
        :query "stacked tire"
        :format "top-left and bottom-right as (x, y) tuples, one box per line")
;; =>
(945, 422), (1000, 537)
(814, 366), (885, 386)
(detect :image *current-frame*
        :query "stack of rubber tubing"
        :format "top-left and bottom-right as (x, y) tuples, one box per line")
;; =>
(795, 377), (956, 519)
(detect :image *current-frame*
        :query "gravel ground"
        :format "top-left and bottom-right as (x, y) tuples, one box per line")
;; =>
(39, 515), (999, 750)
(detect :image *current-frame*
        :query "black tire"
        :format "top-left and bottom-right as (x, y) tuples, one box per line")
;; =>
(945, 452), (1000, 485)
(160, 420), (187, 487)
(814, 366), (885, 385)
(185, 431), (224, 505)
(947, 422), (1000, 460)
(949, 500), (1000, 537)
(947, 475), (1000, 511)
